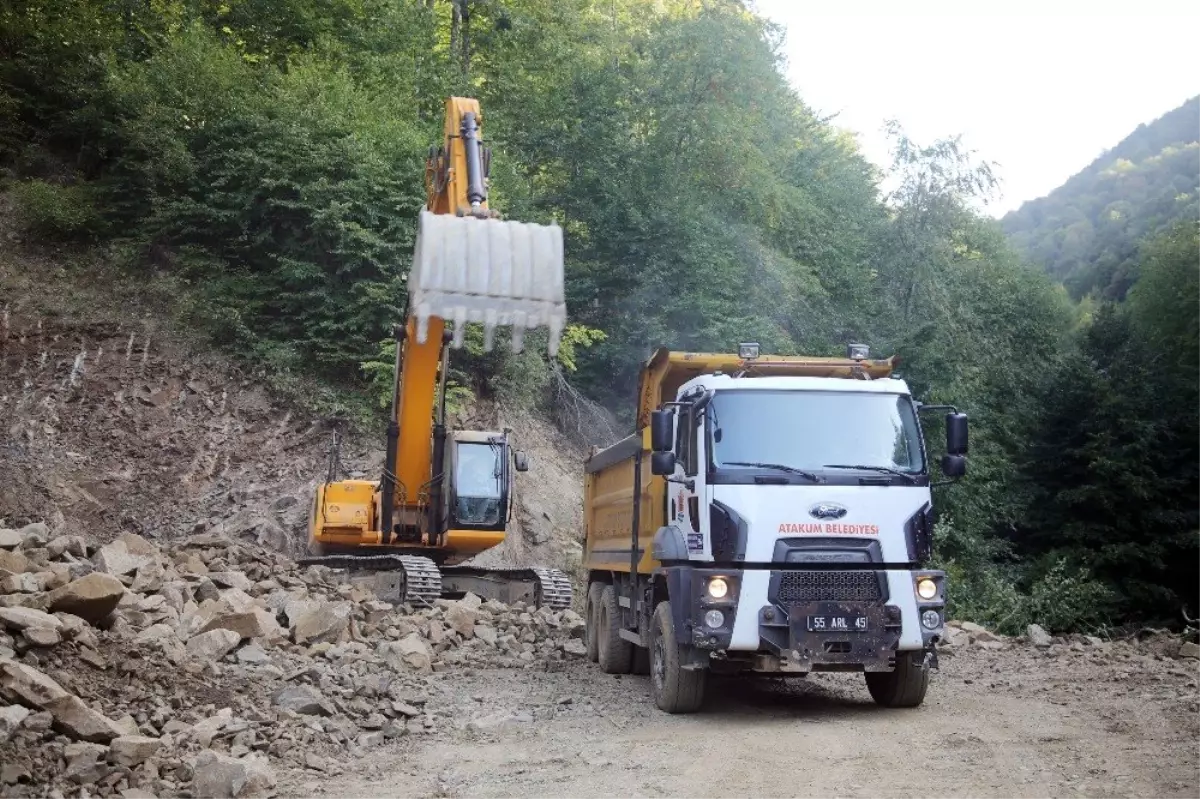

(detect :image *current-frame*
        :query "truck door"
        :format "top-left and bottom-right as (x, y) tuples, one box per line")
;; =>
(666, 405), (710, 559)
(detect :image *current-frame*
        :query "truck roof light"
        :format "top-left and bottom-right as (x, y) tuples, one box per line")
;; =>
(738, 342), (760, 360)
(847, 343), (869, 361)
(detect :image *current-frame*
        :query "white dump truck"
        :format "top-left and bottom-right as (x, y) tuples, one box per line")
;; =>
(582, 343), (969, 713)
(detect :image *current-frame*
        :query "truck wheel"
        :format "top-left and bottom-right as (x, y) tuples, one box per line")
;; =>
(597, 584), (632, 674)
(649, 600), (706, 713)
(585, 581), (604, 663)
(632, 646), (651, 675)
(865, 651), (930, 708)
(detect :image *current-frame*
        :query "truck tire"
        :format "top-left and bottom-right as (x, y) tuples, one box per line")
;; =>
(597, 584), (633, 674)
(865, 651), (930, 708)
(649, 600), (706, 713)
(585, 581), (605, 663)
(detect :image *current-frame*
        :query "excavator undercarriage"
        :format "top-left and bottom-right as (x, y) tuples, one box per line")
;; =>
(301, 96), (573, 611)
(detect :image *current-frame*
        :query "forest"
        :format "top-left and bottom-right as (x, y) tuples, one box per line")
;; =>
(1003, 95), (1199, 302)
(1, 0), (1196, 633)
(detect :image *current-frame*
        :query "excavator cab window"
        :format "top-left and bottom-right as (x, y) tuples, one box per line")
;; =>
(453, 442), (504, 527)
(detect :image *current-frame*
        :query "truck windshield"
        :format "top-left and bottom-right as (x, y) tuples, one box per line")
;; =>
(455, 442), (503, 525)
(709, 390), (924, 476)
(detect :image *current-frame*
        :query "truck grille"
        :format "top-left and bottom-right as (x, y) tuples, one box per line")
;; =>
(775, 570), (884, 603)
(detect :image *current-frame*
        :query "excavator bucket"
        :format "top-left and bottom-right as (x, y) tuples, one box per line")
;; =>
(409, 209), (566, 356)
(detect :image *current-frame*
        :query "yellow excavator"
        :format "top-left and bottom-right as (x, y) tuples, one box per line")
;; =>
(300, 97), (572, 611)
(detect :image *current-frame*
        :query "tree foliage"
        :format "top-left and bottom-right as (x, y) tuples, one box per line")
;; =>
(1002, 95), (1199, 301)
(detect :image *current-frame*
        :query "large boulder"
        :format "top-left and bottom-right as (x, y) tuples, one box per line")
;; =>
(190, 751), (276, 798)
(93, 539), (153, 577)
(47, 573), (126, 623)
(17, 523), (49, 548)
(1026, 623), (1053, 648)
(43, 695), (125, 743)
(445, 603), (478, 638)
(0, 658), (70, 706)
(0, 606), (62, 632)
(0, 549), (31, 574)
(185, 628), (242, 662)
(955, 620), (1004, 643)
(108, 735), (163, 767)
(0, 704), (31, 743)
(24, 626), (63, 647)
(1, 571), (45, 593)
(271, 685), (333, 716)
(200, 608), (282, 642)
(290, 601), (351, 644)
(379, 633), (432, 673)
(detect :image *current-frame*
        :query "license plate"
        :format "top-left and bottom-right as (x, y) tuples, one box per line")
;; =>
(807, 614), (868, 632)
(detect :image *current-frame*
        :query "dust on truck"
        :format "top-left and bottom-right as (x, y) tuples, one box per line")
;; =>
(581, 343), (970, 713)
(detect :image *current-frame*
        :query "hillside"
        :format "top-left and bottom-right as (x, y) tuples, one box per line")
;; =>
(0, 198), (586, 577)
(1001, 95), (1200, 300)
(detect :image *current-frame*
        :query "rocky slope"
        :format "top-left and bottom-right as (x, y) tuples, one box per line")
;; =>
(0, 520), (589, 797)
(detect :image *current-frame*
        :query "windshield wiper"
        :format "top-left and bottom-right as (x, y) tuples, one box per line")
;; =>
(723, 461), (821, 483)
(822, 464), (918, 484)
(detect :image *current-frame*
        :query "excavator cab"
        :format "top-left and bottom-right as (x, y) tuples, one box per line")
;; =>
(447, 431), (529, 530)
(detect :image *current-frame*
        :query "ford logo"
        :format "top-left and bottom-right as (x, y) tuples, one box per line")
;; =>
(809, 503), (847, 520)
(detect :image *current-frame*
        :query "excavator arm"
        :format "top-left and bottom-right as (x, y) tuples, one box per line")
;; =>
(307, 97), (569, 616)
(378, 97), (565, 547)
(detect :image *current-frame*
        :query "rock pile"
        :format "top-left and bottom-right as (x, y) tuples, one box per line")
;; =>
(0, 521), (587, 798)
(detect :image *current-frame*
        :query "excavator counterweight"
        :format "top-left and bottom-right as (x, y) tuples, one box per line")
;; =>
(301, 97), (572, 611)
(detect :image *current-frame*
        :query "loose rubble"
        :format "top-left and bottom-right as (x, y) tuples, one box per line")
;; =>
(0, 520), (588, 798)
(4, 518), (1196, 797)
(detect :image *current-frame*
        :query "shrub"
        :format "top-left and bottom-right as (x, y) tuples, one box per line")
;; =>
(12, 179), (100, 240)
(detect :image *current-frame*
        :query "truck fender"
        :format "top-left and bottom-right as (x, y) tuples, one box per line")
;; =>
(651, 525), (689, 561)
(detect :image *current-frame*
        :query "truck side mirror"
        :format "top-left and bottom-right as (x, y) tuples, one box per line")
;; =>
(946, 412), (968, 456)
(651, 451), (676, 476)
(513, 451), (529, 472)
(650, 409), (674, 452)
(941, 454), (966, 478)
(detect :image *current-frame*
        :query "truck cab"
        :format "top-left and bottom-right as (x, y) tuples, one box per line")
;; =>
(582, 343), (968, 713)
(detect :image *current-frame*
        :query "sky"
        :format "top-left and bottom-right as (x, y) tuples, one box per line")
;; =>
(748, 0), (1200, 217)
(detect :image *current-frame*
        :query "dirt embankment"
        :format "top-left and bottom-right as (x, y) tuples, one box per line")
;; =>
(0, 227), (588, 575)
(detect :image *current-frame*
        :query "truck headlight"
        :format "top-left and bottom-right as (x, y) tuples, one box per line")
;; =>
(921, 609), (941, 629)
(707, 577), (728, 599)
(916, 577), (938, 600)
(704, 610), (725, 628)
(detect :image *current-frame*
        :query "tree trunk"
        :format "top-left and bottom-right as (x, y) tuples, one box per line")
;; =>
(450, 1), (461, 74)
(460, 0), (471, 80)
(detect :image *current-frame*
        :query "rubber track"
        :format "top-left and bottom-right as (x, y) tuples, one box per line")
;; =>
(297, 554), (442, 606)
(531, 568), (573, 611)
(296, 556), (573, 611)
(438, 565), (574, 611)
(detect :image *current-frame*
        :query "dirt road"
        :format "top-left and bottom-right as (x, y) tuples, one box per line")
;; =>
(280, 644), (1198, 799)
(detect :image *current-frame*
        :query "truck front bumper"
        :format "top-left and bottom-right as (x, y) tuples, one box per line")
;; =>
(665, 566), (946, 673)
(748, 568), (946, 672)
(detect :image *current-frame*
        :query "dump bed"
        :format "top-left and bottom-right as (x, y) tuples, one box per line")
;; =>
(583, 427), (664, 575)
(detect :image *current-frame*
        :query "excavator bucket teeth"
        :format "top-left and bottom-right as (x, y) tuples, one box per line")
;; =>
(409, 209), (566, 355)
